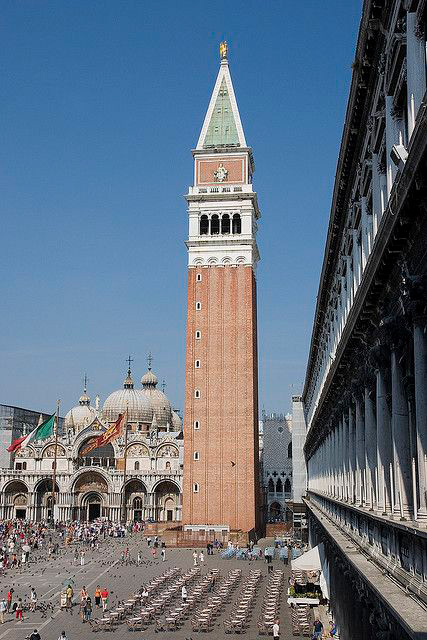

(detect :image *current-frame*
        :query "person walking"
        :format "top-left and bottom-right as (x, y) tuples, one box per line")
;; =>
(193, 550), (198, 566)
(160, 548), (166, 562)
(137, 551), (142, 566)
(7, 588), (14, 612)
(272, 619), (280, 640)
(181, 585), (187, 603)
(94, 586), (101, 608)
(57, 631), (68, 640)
(101, 587), (109, 612)
(65, 584), (74, 609)
(73, 549), (79, 565)
(30, 587), (38, 612)
(199, 551), (204, 564)
(30, 629), (41, 640)
(15, 597), (24, 621)
(80, 550), (85, 566)
(0, 597), (7, 624)
(80, 587), (88, 604)
(84, 596), (92, 623)
(313, 619), (324, 639)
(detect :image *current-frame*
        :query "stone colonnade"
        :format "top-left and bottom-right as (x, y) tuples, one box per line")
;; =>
(308, 311), (427, 522)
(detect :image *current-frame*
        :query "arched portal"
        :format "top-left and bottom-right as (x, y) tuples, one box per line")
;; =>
(154, 481), (180, 522)
(4, 481), (28, 520)
(35, 479), (59, 521)
(73, 471), (109, 521)
(124, 479), (147, 522)
(82, 492), (103, 522)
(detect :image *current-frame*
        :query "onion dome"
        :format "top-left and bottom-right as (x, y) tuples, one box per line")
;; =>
(141, 365), (172, 427)
(102, 368), (153, 424)
(171, 410), (183, 431)
(64, 384), (96, 432)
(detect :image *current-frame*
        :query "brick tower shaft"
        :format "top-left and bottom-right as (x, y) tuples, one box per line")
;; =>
(182, 43), (261, 536)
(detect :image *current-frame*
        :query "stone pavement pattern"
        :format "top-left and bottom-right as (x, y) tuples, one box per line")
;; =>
(0, 534), (299, 640)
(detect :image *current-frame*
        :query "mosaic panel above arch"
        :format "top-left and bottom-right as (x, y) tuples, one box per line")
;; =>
(74, 471), (108, 494)
(157, 444), (178, 458)
(15, 447), (35, 458)
(127, 443), (149, 457)
(43, 444), (66, 458)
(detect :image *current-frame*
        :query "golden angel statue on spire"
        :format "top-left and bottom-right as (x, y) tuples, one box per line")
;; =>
(220, 41), (228, 60)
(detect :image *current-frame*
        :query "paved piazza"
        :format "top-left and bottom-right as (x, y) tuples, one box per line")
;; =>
(0, 533), (297, 640)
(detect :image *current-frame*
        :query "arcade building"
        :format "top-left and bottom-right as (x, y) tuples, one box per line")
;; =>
(0, 364), (183, 523)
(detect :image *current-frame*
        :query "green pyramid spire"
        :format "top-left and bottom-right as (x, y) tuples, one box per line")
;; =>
(202, 78), (240, 148)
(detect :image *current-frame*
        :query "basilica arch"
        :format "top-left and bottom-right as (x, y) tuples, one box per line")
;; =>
(77, 439), (116, 471)
(123, 479), (148, 522)
(72, 471), (110, 521)
(34, 478), (59, 521)
(153, 480), (180, 522)
(3, 480), (29, 520)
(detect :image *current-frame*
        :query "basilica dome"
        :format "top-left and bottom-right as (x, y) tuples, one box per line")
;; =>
(65, 388), (96, 432)
(102, 370), (153, 424)
(141, 368), (172, 427)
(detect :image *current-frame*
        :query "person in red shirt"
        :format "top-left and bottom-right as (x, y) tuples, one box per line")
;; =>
(7, 589), (14, 612)
(101, 588), (108, 612)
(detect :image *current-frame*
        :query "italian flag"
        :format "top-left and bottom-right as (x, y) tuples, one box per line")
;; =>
(7, 414), (55, 453)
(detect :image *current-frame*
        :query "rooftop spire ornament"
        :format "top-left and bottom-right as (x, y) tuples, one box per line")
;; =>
(126, 355), (134, 373)
(147, 352), (153, 370)
(219, 41), (228, 60)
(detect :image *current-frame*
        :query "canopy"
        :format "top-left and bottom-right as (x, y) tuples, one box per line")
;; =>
(291, 543), (330, 599)
(291, 543), (324, 571)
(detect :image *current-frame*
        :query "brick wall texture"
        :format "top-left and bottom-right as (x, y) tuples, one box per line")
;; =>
(182, 265), (260, 533)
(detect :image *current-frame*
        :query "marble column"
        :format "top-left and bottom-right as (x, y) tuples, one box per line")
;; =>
(365, 385), (377, 509)
(376, 364), (393, 514)
(337, 419), (343, 500)
(348, 404), (356, 504)
(355, 393), (365, 505)
(332, 428), (338, 498)
(414, 316), (427, 520)
(391, 348), (412, 518)
(406, 12), (427, 139)
(343, 413), (349, 501)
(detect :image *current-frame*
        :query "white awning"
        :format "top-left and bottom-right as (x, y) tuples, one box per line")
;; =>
(291, 543), (324, 571)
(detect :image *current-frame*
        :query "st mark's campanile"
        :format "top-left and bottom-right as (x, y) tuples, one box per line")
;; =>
(183, 43), (261, 535)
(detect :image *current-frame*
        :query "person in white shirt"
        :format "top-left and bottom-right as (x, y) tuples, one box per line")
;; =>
(0, 598), (7, 624)
(30, 588), (37, 612)
(181, 586), (187, 602)
(272, 619), (280, 639)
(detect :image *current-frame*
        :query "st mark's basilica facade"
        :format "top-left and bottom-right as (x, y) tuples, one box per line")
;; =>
(0, 365), (183, 523)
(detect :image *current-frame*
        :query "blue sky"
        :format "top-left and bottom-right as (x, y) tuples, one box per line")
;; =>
(0, 0), (362, 416)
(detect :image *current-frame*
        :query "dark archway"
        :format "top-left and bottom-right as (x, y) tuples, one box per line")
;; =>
(269, 502), (282, 522)
(35, 479), (59, 521)
(154, 480), (179, 522)
(78, 440), (115, 470)
(4, 481), (28, 520)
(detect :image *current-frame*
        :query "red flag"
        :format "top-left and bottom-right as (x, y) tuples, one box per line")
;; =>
(80, 413), (126, 456)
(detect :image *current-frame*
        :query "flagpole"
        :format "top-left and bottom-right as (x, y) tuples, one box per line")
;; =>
(122, 406), (129, 523)
(51, 399), (60, 522)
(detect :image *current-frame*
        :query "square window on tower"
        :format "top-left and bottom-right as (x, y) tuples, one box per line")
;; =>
(193, 451), (200, 461)
(194, 420), (200, 430)
(193, 483), (199, 493)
